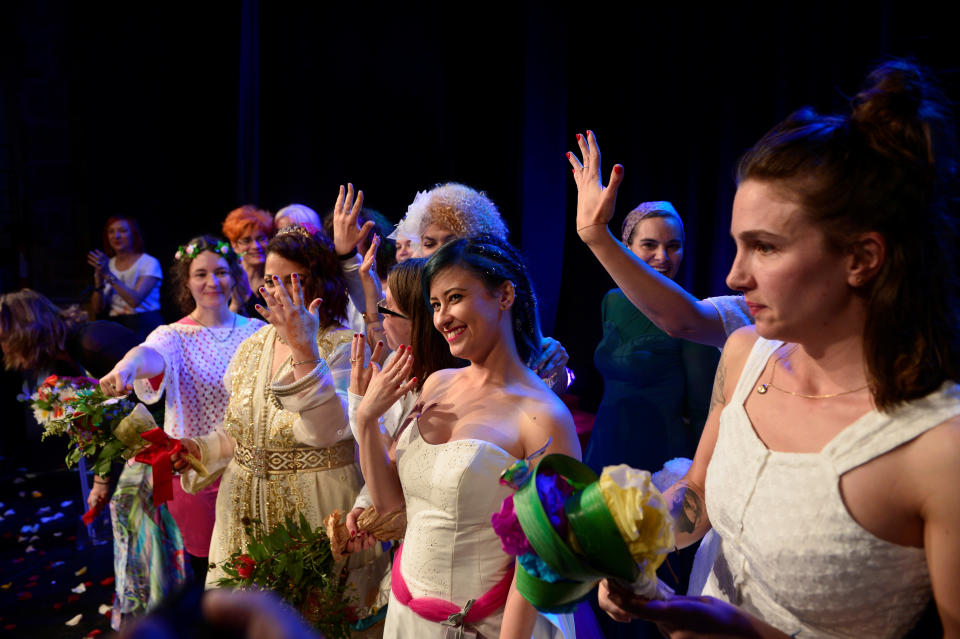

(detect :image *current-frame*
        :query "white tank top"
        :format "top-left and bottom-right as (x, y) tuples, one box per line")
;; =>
(702, 337), (960, 638)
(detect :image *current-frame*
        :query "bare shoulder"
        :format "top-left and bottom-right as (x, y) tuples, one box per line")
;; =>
(906, 414), (960, 513)
(418, 367), (463, 403)
(516, 382), (580, 459)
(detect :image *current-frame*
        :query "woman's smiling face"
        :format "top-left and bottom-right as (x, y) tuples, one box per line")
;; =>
(428, 265), (506, 361)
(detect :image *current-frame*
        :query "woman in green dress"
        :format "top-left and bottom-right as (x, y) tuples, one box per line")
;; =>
(586, 202), (719, 475)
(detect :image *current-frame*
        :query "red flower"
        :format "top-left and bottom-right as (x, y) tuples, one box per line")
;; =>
(234, 554), (256, 579)
(42, 374), (58, 387)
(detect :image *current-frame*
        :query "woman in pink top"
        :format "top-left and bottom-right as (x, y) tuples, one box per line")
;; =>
(100, 235), (265, 581)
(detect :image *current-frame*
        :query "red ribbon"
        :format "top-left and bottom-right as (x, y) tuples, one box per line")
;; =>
(134, 427), (182, 507)
(81, 500), (105, 526)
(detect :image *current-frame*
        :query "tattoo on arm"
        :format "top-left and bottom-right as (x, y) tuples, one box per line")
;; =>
(669, 481), (705, 534)
(709, 351), (727, 414)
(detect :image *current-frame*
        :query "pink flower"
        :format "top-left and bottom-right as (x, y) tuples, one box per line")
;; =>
(491, 495), (532, 556)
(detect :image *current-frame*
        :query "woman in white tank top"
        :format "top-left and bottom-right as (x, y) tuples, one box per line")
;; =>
(580, 60), (960, 638)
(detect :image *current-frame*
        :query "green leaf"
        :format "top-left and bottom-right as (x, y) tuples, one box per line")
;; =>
(248, 540), (268, 562)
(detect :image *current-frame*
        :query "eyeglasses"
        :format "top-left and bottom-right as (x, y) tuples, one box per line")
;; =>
(377, 302), (408, 320)
(235, 234), (268, 249)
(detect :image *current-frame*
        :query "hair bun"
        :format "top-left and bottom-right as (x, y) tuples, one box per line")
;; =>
(850, 60), (944, 169)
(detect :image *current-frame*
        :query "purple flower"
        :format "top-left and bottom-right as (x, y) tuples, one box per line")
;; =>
(491, 495), (532, 556)
(536, 471), (574, 536)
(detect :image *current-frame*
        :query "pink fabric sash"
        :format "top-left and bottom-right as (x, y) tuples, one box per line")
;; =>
(390, 542), (515, 625)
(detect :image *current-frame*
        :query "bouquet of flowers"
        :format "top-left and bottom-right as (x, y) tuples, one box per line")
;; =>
(215, 513), (356, 639)
(492, 455), (675, 611)
(25, 374), (137, 476)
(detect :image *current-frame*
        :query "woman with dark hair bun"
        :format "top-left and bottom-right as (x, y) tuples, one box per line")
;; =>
(590, 61), (960, 638)
(354, 234), (581, 638)
(171, 225), (387, 621)
(87, 216), (164, 341)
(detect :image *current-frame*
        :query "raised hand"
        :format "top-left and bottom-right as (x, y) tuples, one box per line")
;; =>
(333, 183), (374, 256)
(349, 333), (386, 396)
(567, 130), (624, 240)
(257, 273), (321, 353)
(356, 345), (417, 428)
(359, 233), (380, 284)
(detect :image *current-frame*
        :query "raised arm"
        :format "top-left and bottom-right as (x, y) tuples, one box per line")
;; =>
(332, 183), (382, 318)
(567, 130), (728, 348)
(354, 339), (417, 515)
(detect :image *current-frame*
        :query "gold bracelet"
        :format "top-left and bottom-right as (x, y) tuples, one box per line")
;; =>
(291, 357), (323, 367)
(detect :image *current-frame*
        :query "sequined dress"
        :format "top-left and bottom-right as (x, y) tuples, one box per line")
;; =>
(183, 324), (386, 618)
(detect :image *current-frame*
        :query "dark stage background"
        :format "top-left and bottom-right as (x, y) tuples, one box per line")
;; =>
(2, 1), (959, 422)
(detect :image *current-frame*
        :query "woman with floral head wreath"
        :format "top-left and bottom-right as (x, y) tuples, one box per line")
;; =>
(354, 234), (580, 638)
(581, 61), (960, 639)
(99, 235), (265, 626)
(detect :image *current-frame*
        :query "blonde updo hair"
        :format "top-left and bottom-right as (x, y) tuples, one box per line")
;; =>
(417, 183), (509, 241)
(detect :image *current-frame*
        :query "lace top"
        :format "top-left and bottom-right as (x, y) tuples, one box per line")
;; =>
(703, 337), (960, 638)
(133, 316), (265, 438)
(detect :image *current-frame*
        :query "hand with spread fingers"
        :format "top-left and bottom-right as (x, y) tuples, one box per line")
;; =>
(567, 130), (625, 241)
(355, 345), (417, 429)
(349, 333), (385, 396)
(257, 272), (322, 356)
(333, 183), (374, 256)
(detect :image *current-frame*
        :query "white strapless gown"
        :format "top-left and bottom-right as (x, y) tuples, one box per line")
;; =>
(384, 419), (570, 638)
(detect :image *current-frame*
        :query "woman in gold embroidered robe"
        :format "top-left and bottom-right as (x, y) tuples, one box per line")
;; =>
(177, 225), (387, 621)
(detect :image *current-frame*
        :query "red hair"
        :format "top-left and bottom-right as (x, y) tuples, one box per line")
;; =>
(222, 205), (274, 244)
(102, 216), (145, 257)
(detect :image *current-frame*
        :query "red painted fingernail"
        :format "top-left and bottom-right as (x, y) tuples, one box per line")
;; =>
(411, 377), (418, 384)
(292, 273), (298, 280)
(350, 530), (355, 537)
(565, 152), (571, 159)
(259, 287), (266, 293)
(614, 165), (623, 175)
(576, 133), (582, 141)
(406, 345), (413, 352)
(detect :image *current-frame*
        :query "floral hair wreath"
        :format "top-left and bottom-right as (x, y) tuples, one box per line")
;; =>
(175, 239), (235, 262)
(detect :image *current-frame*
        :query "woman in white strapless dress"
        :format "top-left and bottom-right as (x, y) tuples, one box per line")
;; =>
(353, 235), (582, 638)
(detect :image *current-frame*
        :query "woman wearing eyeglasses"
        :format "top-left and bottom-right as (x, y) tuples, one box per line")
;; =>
(222, 204), (274, 317)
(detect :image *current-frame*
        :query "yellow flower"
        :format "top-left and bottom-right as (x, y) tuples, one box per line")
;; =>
(598, 465), (674, 581)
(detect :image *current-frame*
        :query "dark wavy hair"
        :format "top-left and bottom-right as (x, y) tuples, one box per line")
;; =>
(737, 59), (960, 411)
(421, 234), (543, 366)
(266, 225), (348, 327)
(388, 258), (463, 389)
(169, 235), (246, 314)
(101, 216), (145, 257)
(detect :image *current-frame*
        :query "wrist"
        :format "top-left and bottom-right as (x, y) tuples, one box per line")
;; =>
(577, 223), (612, 245)
(337, 247), (358, 260)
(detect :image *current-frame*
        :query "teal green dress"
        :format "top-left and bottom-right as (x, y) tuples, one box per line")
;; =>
(585, 289), (720, 475)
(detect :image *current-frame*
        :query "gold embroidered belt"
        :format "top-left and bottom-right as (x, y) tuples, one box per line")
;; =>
(234, 439), (355, 478)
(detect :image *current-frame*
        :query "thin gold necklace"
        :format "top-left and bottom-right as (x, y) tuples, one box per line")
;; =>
(190, 311), (237, 343)
(757, 344), (869, 399)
